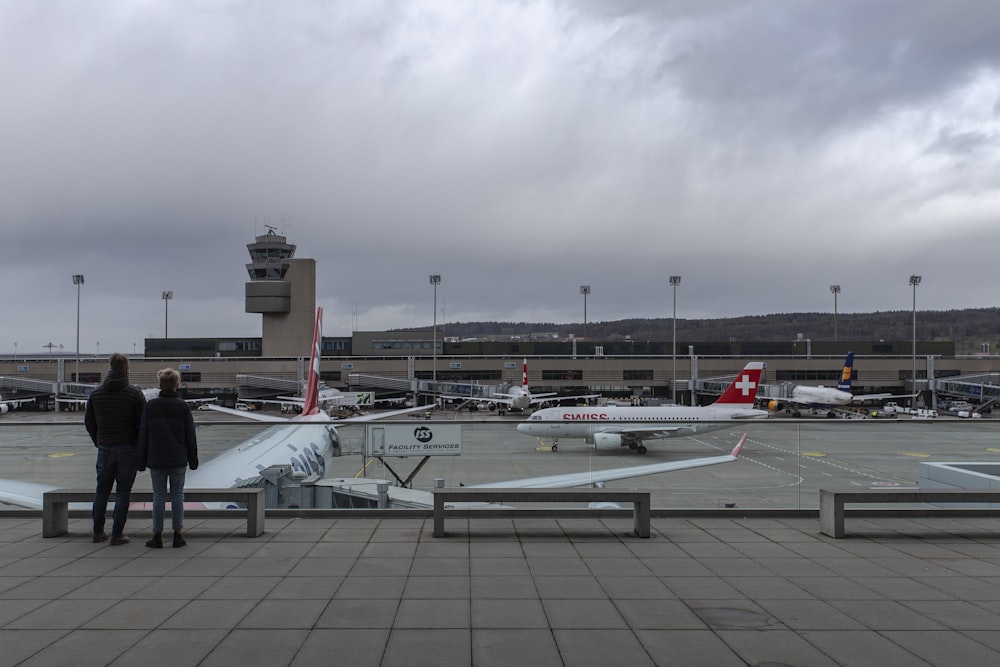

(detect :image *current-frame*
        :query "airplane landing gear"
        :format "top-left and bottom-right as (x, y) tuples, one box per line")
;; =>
(551, 438), (559, 452)
(637, 445), (647, 454)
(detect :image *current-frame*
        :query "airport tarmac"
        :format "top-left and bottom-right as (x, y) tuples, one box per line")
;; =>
(2, 411), (999, 509)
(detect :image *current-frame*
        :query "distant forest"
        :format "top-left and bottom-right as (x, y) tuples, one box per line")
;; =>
(407, 308), (1000, 354)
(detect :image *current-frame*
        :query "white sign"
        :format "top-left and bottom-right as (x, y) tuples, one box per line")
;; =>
(178, 363), (191, 371)
(365, 424), (462, 457)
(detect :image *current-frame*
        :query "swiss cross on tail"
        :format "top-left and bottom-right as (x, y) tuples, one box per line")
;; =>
(301, 306), (324, 416)
(715, 362), (766, 405)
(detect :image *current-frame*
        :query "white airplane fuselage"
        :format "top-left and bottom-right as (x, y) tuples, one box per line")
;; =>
(789, 385), (853, 408)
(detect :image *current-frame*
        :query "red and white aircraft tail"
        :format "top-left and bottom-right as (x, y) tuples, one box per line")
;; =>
(713, 362), (766, 406)
(300, 306), (323, 417)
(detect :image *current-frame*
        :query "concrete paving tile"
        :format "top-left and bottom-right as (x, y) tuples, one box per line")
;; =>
(677, 542), (745, 558)
(226, 556), (298, 577)
(521, 541), (579, 558)
(0, 598), (48, 627)
(305, 541), (365, 558)
(131, 575), (219, 599)
(756, 599), (867, 630)
(902, 599), (1000, 630)
(394, 598), (470, 628)
(582, 556), (653, 576)
(62, 576), (157, 599)
(403, 575), (470, 599)
(335, 575), (407, 599)
(468, 540), (523, 557)
(922, 577), (1000, 600)
(724, 575), (814, 600)
(266, 575), (343, 599)
(0, 629), (70, 666)
(828, 599), (947, 631)
(615, 598), (708, 629)
(729, 541), (802, 559)
(756, 556), (838, 577)
(801, 630), (932, 666)
(469, 557), (530, 576)
(414, 540), (469, 558)
(0, 557), (75, 576)
(473, 629), (562, 667)
(238, 598), (329, 628)
(472, 598), (548, 628)
(553, 629), (655, 667)
(199, 628), (309, 667)
(855, 576), (955, 600)
(869, 556), (968, 577)
(0, 576), (29, 594)
(623, 541), (690, 558)
(661, 575), (744, 600)
(931, 558), (1000, 576)
(533, 575), (607, 599)
(573, 541), (635, 557)
(812, 558), (901, 577)
(16, 629), (147, 667)
(170, 556), (241, 575)
(787, 576), (882, 600)
(636, 629), (747, 667)
(882, 630), (1000, 664)
(542, 598), (627, 629)
(699, 557), (776, 577)
(638, 557), (714, 577)
(684, 599), (780, 630)
(597, 574), (674, 599)
(249, 541), (315, 558)
(470, 575), (538, 599)
(410, 556), (470, 576)
(160, 599), (257, 629)
(198, 575), (281, 599)
(197, 541), (265, 558)
(6, 598), (118, 629)
(361, 541), (418, 558)
(1, 575), (90, 599)
(316, 598), (399, 628)
(83, 598), (187, 629)
(526, 557), (591, 576)
(382, 629), (470, 667)
(42, 557), (124, 577)
(350, 556), (412, 576)
(290, 629), (390, 667)
(960, 630), (1000, 653)
(716, 629), (842, 666)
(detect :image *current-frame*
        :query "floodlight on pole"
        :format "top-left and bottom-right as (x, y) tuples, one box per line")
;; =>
(429, 275), (441, 383)
(580, 286), (590, 339)
(72, 274), (84, 381)
(162, 291), (173, 338)
(829, 285), (841, 342)
(670, 276), (681, 404)
(909, 275), (921, 407)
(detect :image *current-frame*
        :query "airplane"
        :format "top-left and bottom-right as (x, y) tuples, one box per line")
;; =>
(438, 358), (598, 413)
(760, 352), (911, 416)
(517, 361), (768, 453)
(0, 306), (428, 509)
(0, 394), (40, 415)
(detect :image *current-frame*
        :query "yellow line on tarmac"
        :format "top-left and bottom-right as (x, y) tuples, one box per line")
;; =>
(48, 452), (78, 459)
(900, 451), (931, 458)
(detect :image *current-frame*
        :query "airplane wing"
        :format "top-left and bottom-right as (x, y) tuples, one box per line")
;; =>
(204, 402), (430, 423)
(596, 424), (702, 441)
(203, 404), (290, 421)
(471, 434), (746, 489)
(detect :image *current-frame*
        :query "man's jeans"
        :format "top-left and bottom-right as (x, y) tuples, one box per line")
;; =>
(150, 467), (187, 533)
(93, 446), (137, 537)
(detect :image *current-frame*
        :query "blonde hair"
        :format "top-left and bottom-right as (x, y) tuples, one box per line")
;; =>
(158, 368), (180, 391)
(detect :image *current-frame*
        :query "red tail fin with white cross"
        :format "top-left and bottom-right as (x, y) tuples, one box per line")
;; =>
(714, 362), (765, 406)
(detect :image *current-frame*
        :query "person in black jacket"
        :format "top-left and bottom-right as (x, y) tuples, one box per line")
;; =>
(85, 353), (146, 545)
(137, 367), (198, 548)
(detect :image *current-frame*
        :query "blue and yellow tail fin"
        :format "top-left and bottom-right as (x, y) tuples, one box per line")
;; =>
(836, 352), (855, 392)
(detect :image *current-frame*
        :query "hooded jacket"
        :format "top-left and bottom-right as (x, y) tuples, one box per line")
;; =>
(137, 389), (199, 470)
(84, 371), (146, 447)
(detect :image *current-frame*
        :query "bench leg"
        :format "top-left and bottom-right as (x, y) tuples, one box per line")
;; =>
(246, 496), (265, 537)
(819, 490), (845, 538)
(634, 497), (651, 538)
(433, 496), (445, 537)
(43, 500), (69, 538)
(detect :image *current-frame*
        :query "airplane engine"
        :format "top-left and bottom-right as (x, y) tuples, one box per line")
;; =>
(486, 401), (497, 411)
(0, 404), (8, 415)
(767, 400), (785, 412)
(592, 432), (624, 449)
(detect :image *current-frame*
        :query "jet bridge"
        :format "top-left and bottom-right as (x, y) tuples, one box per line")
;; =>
(934, 373), (1000, 412)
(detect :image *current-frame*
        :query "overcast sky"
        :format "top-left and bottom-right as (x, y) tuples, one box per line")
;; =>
(4, 1), (1000, 356)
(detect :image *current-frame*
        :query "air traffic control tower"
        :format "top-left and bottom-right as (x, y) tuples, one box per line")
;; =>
(244, 228), (316, 357)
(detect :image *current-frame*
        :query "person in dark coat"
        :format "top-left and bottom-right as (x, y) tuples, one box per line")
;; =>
(85, 353), (146, 545)
(137, 368), (199, 548)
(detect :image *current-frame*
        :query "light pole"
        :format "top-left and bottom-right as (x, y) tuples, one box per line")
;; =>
(909, 274), (921, 407)
(429, 275), (441, 383)
(580, 286), (590, 339)
(830, 285), (841, 342)
(72, 274), (84, 381)
(670, 276), (681, 404)
(162, 291), (173, 338)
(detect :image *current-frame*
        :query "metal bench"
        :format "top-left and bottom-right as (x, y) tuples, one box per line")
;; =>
(432, 487), (651, 538)
(819, 488), (1000, 538)
(42, 488), (266, 538)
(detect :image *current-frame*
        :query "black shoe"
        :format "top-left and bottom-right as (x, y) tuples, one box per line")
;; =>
(93, 532), (109, 543)
(172, 531), (186, 548)
(145, 533), (162, 549)
(109, 535), (131, 546)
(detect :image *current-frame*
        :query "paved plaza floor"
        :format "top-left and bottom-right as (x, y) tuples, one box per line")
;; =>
(2, 513), (1000, 666)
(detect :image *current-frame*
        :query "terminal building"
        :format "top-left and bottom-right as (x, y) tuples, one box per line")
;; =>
(1, 232), (998, 412)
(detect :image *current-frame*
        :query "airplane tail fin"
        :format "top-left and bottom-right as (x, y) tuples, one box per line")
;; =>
(836, 352), (855, 392)
(522, 358), (529, 388)
(714, 362), (766, 406)
(301, 306), (324, 417)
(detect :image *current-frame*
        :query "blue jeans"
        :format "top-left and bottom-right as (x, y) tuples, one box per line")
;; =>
(93, 446), (138, 537)
(150, 467), (187, 533)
